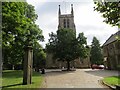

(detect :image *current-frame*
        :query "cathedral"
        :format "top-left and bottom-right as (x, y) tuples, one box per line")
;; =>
(46, 4), (90, 69)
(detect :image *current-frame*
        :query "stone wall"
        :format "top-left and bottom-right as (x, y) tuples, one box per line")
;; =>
(103, 41), (120, 70)
(46, 53), (91, 69)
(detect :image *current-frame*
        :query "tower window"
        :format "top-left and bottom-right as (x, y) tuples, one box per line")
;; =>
(63, 19), (66, 28)
(67, 19), (69, 28)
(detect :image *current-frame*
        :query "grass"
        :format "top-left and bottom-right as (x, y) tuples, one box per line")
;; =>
(0, 77), (2, 87)
(103, 76), (120, 86)
(2, 70), (43, 89)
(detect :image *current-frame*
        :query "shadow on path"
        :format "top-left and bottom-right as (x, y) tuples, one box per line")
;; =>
(44, 69), (76, 77)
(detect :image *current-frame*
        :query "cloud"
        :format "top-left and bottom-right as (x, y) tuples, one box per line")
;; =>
(27, 0), (96, 3)
(27, 1), (118, 48)
(74, 2), (118, 45)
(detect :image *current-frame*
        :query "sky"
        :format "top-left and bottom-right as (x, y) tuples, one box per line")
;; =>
(27, 0), (118, 48)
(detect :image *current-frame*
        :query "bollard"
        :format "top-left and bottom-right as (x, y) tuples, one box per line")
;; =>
(41, 68), (45, 74)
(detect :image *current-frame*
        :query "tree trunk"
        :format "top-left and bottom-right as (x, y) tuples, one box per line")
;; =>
(67, 61), (70, 71)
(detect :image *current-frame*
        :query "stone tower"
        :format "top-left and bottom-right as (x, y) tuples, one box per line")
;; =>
(46, 4), (91, 69)
(58, 4), (76, 31)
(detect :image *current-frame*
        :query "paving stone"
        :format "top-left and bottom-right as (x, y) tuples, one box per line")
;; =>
(42, 69), (118, 88)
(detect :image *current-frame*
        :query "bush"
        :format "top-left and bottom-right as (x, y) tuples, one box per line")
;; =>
(117, 65), (120, 70)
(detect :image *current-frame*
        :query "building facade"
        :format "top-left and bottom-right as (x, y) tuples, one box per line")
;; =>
(46, 4), (90, 69)
(103, 31), (120, 70)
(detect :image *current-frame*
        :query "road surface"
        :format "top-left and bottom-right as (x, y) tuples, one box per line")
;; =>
(41, 69), (118, 88)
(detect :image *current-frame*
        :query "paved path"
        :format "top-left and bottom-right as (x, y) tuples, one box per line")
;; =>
(42, 69), (118, 88)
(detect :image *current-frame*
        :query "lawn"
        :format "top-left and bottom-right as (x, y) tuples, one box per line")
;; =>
(103, 76), (120, 86)
(2, 70), (43, 89)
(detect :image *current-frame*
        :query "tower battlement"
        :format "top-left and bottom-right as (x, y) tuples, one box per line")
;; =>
(58, 4), (76, 31)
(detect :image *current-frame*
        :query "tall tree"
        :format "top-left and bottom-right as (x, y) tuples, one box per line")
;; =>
(2, 2), (44, 69)
(46, 29), (88, 70)
(90, 37), (103, 65)
(94, 1), (119, 27)
(33, 42), (46, 72)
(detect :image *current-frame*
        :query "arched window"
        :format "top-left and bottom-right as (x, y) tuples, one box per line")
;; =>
(63, 19), (66, 28)
(67, 19), (69, 28)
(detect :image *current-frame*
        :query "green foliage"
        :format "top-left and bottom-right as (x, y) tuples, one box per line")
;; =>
(33, 42), (46, 71)
(117, 64), (120, 70)
(46, 28), (88, 70)
(2, 2), (44, 69)
(90, 37), (103, 65)
(76, 33), (89, 58)
(2, 70), (43, 89)
(94, 1), (119, 27)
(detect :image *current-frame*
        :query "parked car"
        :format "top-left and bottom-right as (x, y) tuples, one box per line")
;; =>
(99, 65), (104, 69)
(91, 64), (104, 69)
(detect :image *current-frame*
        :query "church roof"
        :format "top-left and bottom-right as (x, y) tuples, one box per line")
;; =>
(103, 30), (120, 46)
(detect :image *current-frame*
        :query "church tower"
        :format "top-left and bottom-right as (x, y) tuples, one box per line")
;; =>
(46, 4), (91, 69)
(58, 4), (76, 31)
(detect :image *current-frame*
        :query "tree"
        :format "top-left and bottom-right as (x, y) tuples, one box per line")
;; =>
(33, 42), (46, 72)
(90, 37), (103, 65)
(94, 1), (119, 27)
(2, 2), (44, 69)
(46, 28), (88, 70)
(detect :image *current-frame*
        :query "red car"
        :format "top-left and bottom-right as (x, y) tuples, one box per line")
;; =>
(91, 64), (104, 69)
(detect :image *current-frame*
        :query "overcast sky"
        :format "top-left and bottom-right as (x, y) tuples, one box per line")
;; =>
(27, 0), (118, 48)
